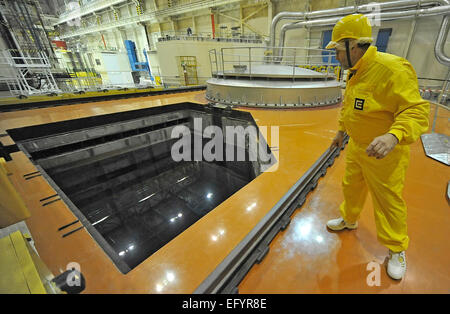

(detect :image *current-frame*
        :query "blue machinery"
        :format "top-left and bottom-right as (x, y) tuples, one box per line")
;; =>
(124, 40), (154, 82)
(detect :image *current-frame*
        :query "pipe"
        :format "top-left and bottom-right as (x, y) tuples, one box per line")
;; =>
(14, 0), (44, 53)
(101, 33), (107, 49)
(0, 11), (19, 51)
(270, 0), (450, 48)
(211, 13), (216, 39)
(434, 15), (450, 66)
(33, 2), (56, 59)
(275, 4), (450, 61)
(20, 0), (46, 53)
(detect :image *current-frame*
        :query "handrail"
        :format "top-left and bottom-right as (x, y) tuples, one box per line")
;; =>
(57, 0), (243, 37)
(209, 46), (339, 81)
(0, 50), (52, 68)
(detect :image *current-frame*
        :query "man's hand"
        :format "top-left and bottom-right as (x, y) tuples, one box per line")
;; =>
(331, 130), (345, 149)
(366, 133), (399, 159)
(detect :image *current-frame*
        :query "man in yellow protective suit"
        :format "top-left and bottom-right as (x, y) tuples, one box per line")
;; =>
(325, 14), (430, 280)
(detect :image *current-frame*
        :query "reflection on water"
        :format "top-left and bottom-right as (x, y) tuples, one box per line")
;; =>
(47, 140), (255, 270)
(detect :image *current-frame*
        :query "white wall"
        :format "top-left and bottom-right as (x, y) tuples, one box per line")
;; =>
(155, 39), (265, 84)
(401, 16), (450, 80)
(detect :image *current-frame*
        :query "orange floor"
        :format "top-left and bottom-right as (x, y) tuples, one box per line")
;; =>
(0, 91), (448, 293)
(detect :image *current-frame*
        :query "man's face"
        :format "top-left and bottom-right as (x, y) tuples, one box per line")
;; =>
(335, 48), (349, 69)
(334, 40), (357, 70)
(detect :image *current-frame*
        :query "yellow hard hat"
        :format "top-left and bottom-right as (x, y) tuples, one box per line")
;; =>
(325, 14), (373, 49)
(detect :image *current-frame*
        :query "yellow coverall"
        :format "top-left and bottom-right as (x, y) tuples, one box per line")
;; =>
(338, 46), (430, 252)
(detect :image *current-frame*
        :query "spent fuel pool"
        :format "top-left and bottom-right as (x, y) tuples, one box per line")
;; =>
(7, 103), (275, 273)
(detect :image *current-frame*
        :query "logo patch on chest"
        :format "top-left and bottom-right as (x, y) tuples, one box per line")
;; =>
(354, 98), (365, 110)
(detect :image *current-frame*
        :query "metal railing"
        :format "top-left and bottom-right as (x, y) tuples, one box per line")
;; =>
(147, 31), (262, 50)
(418, 77), (450, 106)
(209, 46), (341, 81)
(155, 30), (262, 44)
(0, 49), (60, 97)
(57, 0), (242, 34)
(60, 0), (202, 18)
(58, 0), (127, 23)
(0, 50), (53, 68)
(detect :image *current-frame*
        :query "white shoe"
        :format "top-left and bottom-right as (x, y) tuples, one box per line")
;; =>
(326, 217), (358, 231)
(387, 250), (407, 280)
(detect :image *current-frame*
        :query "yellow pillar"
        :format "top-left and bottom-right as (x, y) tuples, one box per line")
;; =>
(0, 158), (31, 228)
